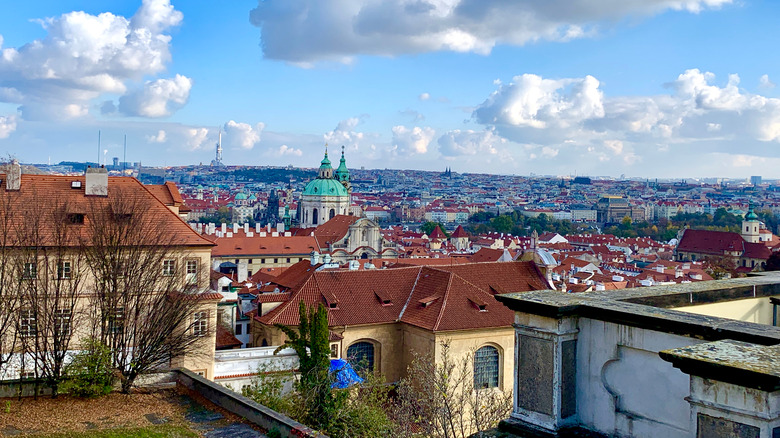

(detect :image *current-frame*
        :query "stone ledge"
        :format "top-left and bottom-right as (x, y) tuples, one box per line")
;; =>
(660, 340), (780, 391)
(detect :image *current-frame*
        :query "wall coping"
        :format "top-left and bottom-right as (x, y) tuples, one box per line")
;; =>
(660, 340), (780, 392)
(174, 368), (328, 438)
(497, 272), (780, 345)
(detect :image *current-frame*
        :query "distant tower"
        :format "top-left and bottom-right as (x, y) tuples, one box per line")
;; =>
(742, 203), (761, 243)
(211, 129), (224, 167)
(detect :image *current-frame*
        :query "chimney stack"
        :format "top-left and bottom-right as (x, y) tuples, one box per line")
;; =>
(85, 166), (108, 196)
(6, 159), (20, 191)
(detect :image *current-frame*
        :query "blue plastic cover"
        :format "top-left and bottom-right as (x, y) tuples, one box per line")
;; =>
(329, 359), (363, 389)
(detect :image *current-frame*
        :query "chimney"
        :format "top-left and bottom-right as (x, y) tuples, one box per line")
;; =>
(6, 159), (20, 191)
(85, 166), (108, 196)
(221, 223), (227, 234)
(311, 251), (320, 265)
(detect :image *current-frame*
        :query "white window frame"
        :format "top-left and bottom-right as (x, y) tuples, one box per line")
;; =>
(162, 259), (176, 276)
(57, 260), (72, 280)
(23, 262), (37, 279)
(54, 308), (72, 336)
(185, 259), (198, 284)
(193, 311), (208, 337)
(20, 309), (36, 338)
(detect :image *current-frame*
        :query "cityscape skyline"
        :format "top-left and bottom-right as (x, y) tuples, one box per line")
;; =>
(1, 0), (779, 178)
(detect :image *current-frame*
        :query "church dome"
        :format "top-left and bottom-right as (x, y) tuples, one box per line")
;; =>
(302, 178), (349, 197)
(234, 192), (248, 200)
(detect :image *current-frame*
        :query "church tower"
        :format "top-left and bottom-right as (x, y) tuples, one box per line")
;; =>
(299, 146), (351, 228)
(334, 145), (351, 194)
(742, 204), (760, 244)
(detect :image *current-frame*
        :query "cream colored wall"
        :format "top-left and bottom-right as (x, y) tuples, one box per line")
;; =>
(337, 323), (404, 382)
(671, 297), (776, 325)
(434, 327), (515, 393)
(172, 299), (219, 379)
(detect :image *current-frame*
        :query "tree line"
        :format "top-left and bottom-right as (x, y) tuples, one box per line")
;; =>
(0, 187), (209, 397)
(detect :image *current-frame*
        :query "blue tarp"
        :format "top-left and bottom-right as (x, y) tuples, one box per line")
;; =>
(329, 359), (363, 389)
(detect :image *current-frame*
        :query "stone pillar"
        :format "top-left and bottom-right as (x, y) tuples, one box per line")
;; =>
(510, 313), (579, 432)
(661, 340), (780, 438)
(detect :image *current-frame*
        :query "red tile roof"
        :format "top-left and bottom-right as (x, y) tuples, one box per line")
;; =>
(313, 215), (359, 246)
(470, 248), (504, 263)
(211, 231), (318, 257)
(0, 174), (213, 247)
(678, 229), (771, 260)
(256, 261), (549, 332)
(451, 225), (469, 238)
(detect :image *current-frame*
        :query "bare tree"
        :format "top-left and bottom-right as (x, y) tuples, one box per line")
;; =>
(0, 191), (21, 378)
(14, 196), (85, 397)
(82, 186), (210, 393)
(393, 340), (512, 438)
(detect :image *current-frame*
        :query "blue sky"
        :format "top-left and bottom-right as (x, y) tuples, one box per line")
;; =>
(0, 0), (779, 178)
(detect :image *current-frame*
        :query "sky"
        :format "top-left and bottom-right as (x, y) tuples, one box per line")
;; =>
(0, 0), (779, 179)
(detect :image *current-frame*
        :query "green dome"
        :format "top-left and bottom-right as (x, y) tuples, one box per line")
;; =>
(745, 208), (759, 221)
(234, 192), (248, 200)
(302, 178), (349, 197)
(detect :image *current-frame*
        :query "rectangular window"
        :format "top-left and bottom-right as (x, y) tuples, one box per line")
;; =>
(235, 324), (242, 335)
(330, 343), (339, 358)
(67, 213), (85, 224)
(286, 258), (291, 263)
(108, 307), (125, 334)
(54, 308), (72, 336)
(247, 259), (252, 264)
(193, 311), (208, 337)
(23, 262), (37, 279)
(162, 259), (175, 276)
(20, 309), (36, 338)
(247, 271), (252, 277)
(185, 259), (198, 285)
(261, 258), (265, 264)
(57, 261), (71, 279)
(274, 258), (278, 264)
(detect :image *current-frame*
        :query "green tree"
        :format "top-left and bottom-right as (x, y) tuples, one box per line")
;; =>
(275, 302), (342, 432)
(62, 337), (114, 398)
(490, 215), (514, 233)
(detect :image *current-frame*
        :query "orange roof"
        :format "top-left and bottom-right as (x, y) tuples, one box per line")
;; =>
(313, 215), (359, 246)
(212, 231), (318, 257)
(470, 248), (504, 263)
(0, 174), (213, 247)
(451, 225), (469, 238)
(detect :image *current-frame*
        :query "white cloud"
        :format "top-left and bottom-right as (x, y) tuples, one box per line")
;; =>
(474, 74), (604, 129)
(419, 92), (430, 101)
(437, 129), (502, 157)
(249, 0), (730, 63)
(0, 115), (16, 139)
(0, 0), (185, 120)
(223, 120), (265, 150)
(146, 129), (167, 143)
(759, 74), (775, 89)
(276, 144), (303, 156)
(391, 125), (435, 154)
(186, 127), (211, 151)
(118, 74), (192, 117)
(324, 117), (368, 150)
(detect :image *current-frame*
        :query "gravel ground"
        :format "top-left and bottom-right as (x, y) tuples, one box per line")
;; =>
(0, 387), (267, 437)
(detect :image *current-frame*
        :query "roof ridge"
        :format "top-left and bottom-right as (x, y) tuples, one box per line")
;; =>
(432, 270), (455, 331)
(132, 178), (214, 247)
(397, 266), (423, 322)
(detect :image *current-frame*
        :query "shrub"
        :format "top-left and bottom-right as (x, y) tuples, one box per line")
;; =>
(63, 337), (114, 398)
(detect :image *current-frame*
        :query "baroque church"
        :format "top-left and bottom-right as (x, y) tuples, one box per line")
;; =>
(299, 146), (352, 228)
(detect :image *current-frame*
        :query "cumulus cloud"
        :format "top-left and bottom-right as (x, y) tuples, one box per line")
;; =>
(249, 0), (730, 63)
(419, 92), (430, 101)
(759, 74), (775, 89)
(324, 117), (369, 150)
(475, 69), (780, 156)
(276, 145), (303, 156)
(118, 74), (192, 117)
(0, 115), (16, 139)
(0, 0), (185, 120)
(146, 129), (167, 143)
(222, 120), (265, 150)
(391, 125), (435, 154)
(186, 127), (211, 151)
(437, 129), (502, 157)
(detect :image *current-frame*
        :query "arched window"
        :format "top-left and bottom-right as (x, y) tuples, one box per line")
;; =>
(474, 345), (499, 388)
(312, 208), (319, 225)
(347, 341), (375, 373)
(329, 208), (335, 219)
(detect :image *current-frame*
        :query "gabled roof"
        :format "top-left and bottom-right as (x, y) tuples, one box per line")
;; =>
(256, 261), (549, 332)
(451, 225), (469, 238)
(470, 247), (504, 263)
(428, 226), (447, 240)
(678, 229), (771, 260)
(314, 215), (359, 246)
(0, 174), (213, 247)
(212, 231), (318, 257)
